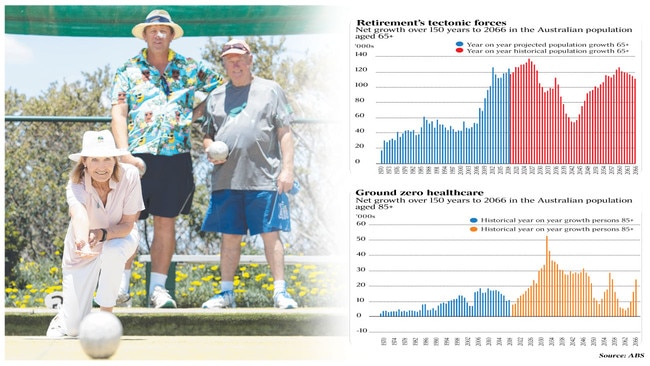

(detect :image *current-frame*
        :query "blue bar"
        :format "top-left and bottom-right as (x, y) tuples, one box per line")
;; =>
(377, 66), (519, 165)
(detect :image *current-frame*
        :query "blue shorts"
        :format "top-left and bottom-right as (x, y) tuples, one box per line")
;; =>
(136, 153), (194, 219)
(202, 190), (291, 235)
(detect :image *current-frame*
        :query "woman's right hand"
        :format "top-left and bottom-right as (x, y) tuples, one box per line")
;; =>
(74, 239), (99, 257)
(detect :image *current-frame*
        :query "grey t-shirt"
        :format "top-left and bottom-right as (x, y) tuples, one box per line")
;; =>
(202, 76), (294, 191)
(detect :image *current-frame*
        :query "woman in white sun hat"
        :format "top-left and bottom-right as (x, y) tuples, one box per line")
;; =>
(46, 130), (144, 337)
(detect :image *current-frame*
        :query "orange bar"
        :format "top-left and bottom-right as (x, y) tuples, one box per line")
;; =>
(551, 262), (557, 316)
(588, 274), (598, 316)
(577, 271), (581, 317)
(567, 273), (578, 316)
(579, 271), (583, 317)
(555, 262), (560, 316)
(634, 279), (638, 316)
(608, 276), (612, 316)
(543, 265), (547, 316)
(561, 268), (565, 316)
(512, 237), (639, 318)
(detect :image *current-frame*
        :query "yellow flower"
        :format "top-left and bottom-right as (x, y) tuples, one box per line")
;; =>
(49, 267), (59, 275)
(242, 272), (250, 279)
(250, 263), (259, 268)
(310, 288), (319, 295)
(54, 250), (60, 256)
(198, 264), (205, 269)
(240, 241), (247, 247)
(299, 291), (307, 297)
(292, 268), (300, 274)
(190, 281), (202, 286)
(201, 275), (214, 282)
(133, 273), (142, 280)
(308, 271), (324, 279)
(25, 284), (33, 289)
(239, 266), (247, 271)
(210, 265), (218, 271)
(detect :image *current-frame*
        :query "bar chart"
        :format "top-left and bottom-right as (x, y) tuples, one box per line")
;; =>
(349, 185), (641, 347)
(377, 237), (638, 318)
(349, 19), (641, 175)
(378, 61), (637, 165)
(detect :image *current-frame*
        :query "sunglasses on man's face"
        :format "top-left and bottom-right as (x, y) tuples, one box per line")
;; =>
(222, 43), (249, 53)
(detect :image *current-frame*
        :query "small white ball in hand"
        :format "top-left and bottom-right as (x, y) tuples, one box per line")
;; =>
(207, 141), (229, 161)
(76, 244), (97, 257)
(134, 157), (146, 177)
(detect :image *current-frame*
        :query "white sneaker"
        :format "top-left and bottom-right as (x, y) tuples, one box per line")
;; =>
(116, 291), (132, 308)
(150, 286), (177, 308)
(202, 290), (236, 308)
(273, 291), (298, 309)
(46, 313), (67, 337)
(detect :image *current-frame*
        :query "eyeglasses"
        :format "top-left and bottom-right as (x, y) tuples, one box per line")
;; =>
(222, 43), (249, 53)
(160, 77), (171, 96)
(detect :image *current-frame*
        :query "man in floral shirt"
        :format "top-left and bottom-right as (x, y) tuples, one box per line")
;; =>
(110, 9), (223, 308)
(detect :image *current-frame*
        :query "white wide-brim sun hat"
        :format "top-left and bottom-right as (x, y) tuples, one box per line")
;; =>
(69, 130), (129, 162)
(131, 9), (184, 40)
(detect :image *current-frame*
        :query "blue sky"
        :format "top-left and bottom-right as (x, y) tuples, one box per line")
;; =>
(4, 33), (333, 97)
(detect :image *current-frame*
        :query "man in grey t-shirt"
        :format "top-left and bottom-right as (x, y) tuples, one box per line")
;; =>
(198, 39), (298, 309)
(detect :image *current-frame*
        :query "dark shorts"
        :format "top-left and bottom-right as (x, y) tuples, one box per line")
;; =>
(135, 153), (194, 219)
(202, 189), (291, 235)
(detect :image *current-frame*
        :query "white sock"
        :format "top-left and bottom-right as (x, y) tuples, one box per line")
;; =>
(220, 281), (234, 292)
(149, 272), (167, 295)
(120, 270), (131, 294)
(274, 280), (286, 295)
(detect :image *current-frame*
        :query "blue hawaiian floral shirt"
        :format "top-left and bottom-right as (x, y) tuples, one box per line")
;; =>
(110, 48), (223, 155)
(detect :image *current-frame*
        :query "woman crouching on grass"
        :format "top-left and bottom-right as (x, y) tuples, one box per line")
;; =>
(46, 130), (144, 337)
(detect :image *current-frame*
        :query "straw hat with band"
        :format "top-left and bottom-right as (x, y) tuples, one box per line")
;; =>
(131, 9), (184, 40)
(69, 130), (129, 162)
